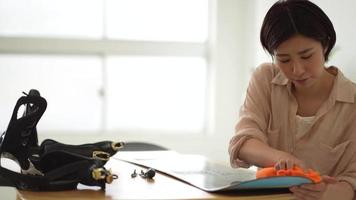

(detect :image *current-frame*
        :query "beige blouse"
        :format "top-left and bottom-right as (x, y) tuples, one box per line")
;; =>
(296, 115), (315, 140)
(228, 63), (356, 190)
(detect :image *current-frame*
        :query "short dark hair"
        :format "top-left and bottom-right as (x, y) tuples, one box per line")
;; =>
(260, 0), (336, 61)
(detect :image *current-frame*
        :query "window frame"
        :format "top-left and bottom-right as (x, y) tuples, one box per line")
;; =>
(0, 0), (213, 135)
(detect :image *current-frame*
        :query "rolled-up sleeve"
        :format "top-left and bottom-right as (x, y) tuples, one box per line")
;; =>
(335, 141), (356, 190)
(338, 173), (356, 191)
(228, 64), (273, 168)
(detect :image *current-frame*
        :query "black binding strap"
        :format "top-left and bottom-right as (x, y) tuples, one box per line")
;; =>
(0, 89), (123, 191)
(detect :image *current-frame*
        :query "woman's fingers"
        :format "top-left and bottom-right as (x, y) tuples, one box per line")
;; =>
(275, 159), (287, 170)
(290, 185), (324, 199)
(300, 182), (326, 192)
(321, 175), (338, 184)
(274, 158), (306, 170)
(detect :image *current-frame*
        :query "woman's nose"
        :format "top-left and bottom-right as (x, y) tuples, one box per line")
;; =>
(291, 60), (305, 76)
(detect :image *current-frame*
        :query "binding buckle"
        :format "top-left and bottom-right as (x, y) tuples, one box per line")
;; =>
(91, 168), (117, 184)
(92, 151), (110, 161)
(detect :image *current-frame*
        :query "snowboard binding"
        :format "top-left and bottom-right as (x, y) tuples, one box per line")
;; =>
(0, 89), (124, 191)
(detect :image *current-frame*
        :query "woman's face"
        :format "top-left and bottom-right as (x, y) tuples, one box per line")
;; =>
(273, 34), (326, 89)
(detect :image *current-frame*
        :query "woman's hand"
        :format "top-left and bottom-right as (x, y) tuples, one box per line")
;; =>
(274, 152), (307, 170)
(289, 176), (339, 200)
(236, 138), (309, 168)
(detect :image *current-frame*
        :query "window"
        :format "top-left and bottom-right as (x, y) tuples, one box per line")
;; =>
(0, 55), (102, 132)
(0, 0), (210, 134)
(106, 56), (207, 132)
(106, 0), (208, 42)
(0, 0), (103, 38)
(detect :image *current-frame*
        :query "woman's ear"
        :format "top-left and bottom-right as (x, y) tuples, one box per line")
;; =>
(323, 47), (328, 54)
(323, 45), (329, 61)
(323, 38), (330, 55)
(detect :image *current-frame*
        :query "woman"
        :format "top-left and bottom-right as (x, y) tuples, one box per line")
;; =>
(228, 0), (356, 199)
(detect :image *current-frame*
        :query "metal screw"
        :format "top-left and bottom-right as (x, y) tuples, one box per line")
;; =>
(131, 169), (137, 178)
(139, 168), (156, 179)
(145, 168), (156, 179)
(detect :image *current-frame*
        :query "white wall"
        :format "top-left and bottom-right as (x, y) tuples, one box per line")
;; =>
(312, 0), (356, 81)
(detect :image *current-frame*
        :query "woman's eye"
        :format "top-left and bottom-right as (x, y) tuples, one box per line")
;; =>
(301, 54), (312, 59)
(279, 59), (290, 63)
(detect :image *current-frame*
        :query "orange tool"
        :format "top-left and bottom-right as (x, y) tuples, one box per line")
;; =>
(256, 166), (321, 183)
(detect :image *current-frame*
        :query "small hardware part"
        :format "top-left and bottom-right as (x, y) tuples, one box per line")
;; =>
(139, 168), (156, 179)
(131, 169), (137, 178)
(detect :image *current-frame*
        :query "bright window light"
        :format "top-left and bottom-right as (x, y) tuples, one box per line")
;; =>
(0, 0), (210, 134)
(106, 0), (209, 42)
(0, 55), (102, 132)
(0, 0), (103, 38)
(106, 56), (207, 132)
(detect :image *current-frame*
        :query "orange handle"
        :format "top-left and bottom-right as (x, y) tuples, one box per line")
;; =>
(256, 166), (321, 183)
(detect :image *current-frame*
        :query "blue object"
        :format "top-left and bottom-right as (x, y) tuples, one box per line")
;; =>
(231, 176), (312, 190)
